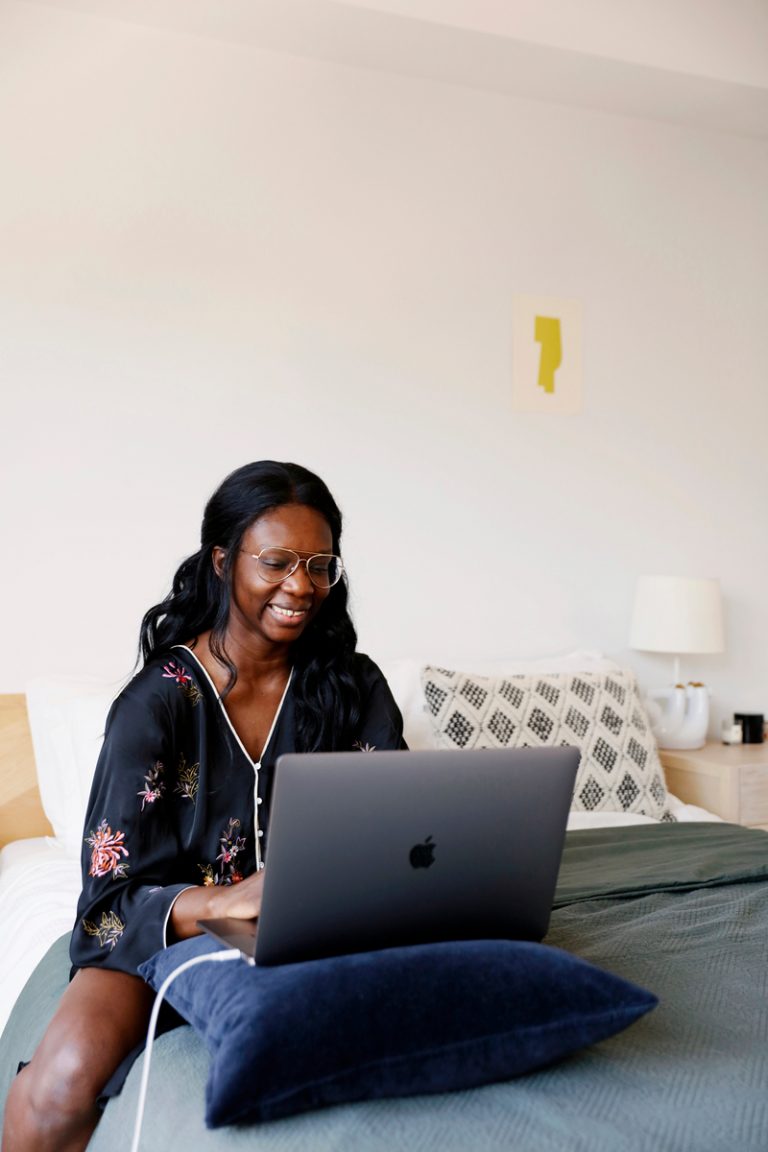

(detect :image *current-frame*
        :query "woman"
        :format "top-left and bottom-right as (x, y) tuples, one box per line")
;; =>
(3, 460), (405, 1151)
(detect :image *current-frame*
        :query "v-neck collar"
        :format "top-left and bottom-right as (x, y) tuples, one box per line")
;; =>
(172, 644), (293, 768)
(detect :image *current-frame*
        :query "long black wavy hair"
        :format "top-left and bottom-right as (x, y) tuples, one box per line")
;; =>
(139, 461), (361, 752)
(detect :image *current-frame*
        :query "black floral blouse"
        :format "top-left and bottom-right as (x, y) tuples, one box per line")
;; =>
(70, 645), (406, 976)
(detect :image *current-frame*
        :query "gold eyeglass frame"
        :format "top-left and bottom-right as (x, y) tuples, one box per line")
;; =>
(239, 546), (344, 589)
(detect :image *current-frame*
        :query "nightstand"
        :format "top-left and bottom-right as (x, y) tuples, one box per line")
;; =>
(659, 743), (768, 831)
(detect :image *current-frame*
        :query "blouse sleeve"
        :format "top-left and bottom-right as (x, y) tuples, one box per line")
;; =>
(69, 677), (194, 975)
(353, 656), (408, 751)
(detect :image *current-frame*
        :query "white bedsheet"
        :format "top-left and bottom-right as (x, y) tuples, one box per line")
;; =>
(0, 795), (721, 1036)
(0, 838), (81, 1035)
(567, 792), (723, 830)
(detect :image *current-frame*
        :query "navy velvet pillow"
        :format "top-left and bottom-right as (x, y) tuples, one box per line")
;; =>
(139, 936), (656, 1128)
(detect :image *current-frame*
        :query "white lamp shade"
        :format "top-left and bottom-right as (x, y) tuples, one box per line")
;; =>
(629, 575), (725, 655)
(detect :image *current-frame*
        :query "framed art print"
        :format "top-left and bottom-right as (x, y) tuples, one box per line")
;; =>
(511, 295), (583, 414)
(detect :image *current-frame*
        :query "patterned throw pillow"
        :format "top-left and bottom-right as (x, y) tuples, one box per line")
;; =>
(420, 667), (674, 821)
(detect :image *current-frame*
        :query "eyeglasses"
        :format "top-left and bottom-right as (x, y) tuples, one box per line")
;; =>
(239, 547), (344, 589)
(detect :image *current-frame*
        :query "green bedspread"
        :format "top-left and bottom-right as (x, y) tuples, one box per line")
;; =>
(2, 822), (767, 1151)
(555, 821), (768, 904)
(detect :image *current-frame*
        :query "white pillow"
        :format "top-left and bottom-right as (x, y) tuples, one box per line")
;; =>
(379, 652), (620, 751)
(25, 677), (118, 856)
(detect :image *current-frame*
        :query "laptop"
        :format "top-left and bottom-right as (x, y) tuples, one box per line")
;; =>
(198, 745), (579, 966)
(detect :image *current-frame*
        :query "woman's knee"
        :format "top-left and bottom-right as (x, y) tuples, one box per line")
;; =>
(5, 969), (152, 1147)
(14, 1034), (103, 1137)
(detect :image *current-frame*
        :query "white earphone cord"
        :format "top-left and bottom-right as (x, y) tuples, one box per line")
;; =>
(130, 949), (243, 1152)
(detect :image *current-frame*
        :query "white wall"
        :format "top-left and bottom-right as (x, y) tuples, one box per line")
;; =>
(1, 1), (766, 733)
(341, 0), (768, 86)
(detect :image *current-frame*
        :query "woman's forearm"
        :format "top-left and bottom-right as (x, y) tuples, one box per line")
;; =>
(168, 885), (219, 942)
(168, 870), (265, 942)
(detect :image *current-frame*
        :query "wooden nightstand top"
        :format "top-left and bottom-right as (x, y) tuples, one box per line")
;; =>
(659, 742), (768, 829)
(660, 742), (768, 770)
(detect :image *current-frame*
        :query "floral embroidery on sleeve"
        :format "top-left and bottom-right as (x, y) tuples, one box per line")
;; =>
(138, 761), (165, 811)
(82, 910), (125, 950)
(199, 818), (246, 886)
(86, 820), (130, 879)
(174, 754), (199, 803)
(352, 740), (376, 752)
(162, 661), (202, 706)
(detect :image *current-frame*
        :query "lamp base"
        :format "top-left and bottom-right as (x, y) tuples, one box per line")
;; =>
(645, 684), (709, 751)
(655, 732), (707, 751)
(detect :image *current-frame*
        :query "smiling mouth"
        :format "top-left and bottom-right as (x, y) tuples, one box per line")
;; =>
(268, 604), (309, 620)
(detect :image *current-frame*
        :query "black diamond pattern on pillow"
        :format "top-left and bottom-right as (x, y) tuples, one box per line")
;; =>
(564, 706), (590, 739)
(579, 775), (605, 810)
(627, 737), (647, 769)
(631, 706), (648, 734)
(571, 678), (596, 707)
(419, 666), (674, 821)
(536, 681), (561, 708)
(605, 677), (627, 706)
(592, 737), (618, 774)
(423, 680), (448, 717)
(498, 681), (525, 709)
(444, 711), (475, 748)
(527, 707), (554, 742)
(600, 705), (623, 736)
(487, 709), (516, 746)
(616, 773), (640, 810)
(460, 681), (488, 711)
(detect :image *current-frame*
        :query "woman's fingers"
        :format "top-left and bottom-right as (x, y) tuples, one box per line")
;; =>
(169, 869), (265, 939)
(221, 869), (265, 920)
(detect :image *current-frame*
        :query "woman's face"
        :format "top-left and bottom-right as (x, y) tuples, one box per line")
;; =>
(219, 503), (335, 652)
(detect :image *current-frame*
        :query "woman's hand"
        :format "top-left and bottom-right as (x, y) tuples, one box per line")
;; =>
(219, 870), (265, 920)
(169, 870), (265, 942)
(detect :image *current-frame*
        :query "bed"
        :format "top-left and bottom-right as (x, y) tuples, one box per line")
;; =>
(1, 657), (767, 1151)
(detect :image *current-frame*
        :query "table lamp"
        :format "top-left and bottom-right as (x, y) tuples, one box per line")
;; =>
(629, 575), (725, 750)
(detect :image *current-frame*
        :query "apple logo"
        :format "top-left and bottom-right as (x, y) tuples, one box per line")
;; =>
(409, 835), (436, 869)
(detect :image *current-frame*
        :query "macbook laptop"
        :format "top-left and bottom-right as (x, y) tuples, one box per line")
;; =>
(198, 745), (579, 966)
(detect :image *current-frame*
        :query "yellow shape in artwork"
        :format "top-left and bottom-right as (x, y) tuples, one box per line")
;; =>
(534, 315), (562, 394)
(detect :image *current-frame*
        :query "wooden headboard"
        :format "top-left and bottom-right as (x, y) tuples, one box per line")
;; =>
(0, 694), (53, 848)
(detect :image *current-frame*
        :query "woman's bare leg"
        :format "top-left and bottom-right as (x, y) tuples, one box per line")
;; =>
(2, 967), (154, 1152)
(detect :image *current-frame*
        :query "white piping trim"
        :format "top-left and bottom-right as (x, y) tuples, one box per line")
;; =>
(162, 885), (197, 949)
(171, 645), (292, 871)
(172, 644), (293, 768)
